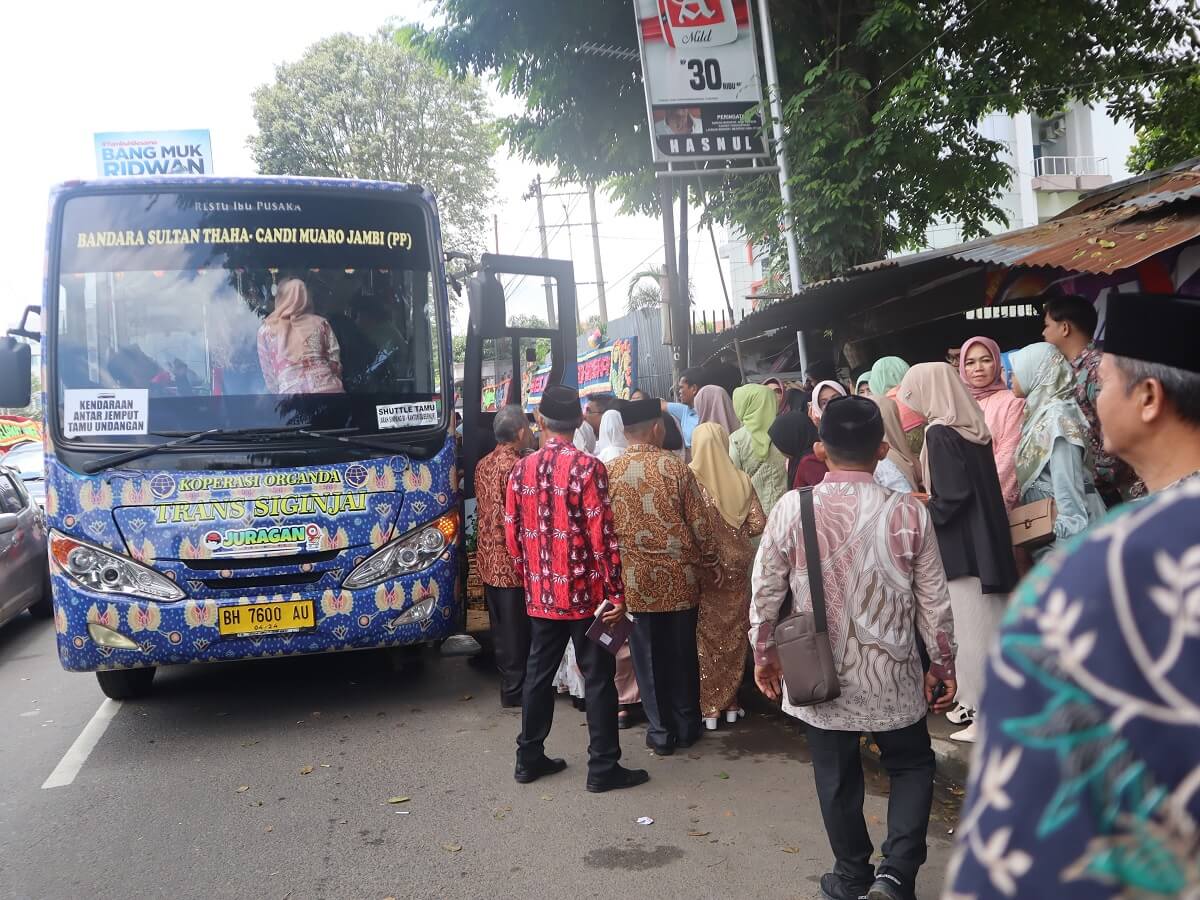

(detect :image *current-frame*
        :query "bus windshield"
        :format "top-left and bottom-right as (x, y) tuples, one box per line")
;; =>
(52, 187), (445, 445)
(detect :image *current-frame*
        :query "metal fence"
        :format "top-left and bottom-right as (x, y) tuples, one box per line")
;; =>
(1033, 155), (1109, 177)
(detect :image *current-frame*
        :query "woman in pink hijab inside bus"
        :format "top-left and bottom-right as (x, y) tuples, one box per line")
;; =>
(256, 277), (345, 395)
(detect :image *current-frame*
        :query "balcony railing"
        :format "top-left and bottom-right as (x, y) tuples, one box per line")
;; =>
(1034, 155), (1109, 177)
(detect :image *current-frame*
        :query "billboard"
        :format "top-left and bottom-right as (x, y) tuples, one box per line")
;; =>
(633, 0), (768, 162)
(482, 338), (638, 412)
(94, 130), (214, 178)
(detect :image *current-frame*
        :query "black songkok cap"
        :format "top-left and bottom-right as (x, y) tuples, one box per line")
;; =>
(619, 398), (662, 427)
(1103, 292), (1200, 374)
(538, 384), (582, 421)
(818, 395), (883, 455)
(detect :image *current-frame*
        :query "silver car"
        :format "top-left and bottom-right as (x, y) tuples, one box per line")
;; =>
(3, 441), (45, 510)
(0, 464), (51, 626)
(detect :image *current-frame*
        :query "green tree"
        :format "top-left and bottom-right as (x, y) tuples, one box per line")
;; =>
(453, 313), (552, 364)
(1127, 71), (1200, 173)
(428, 0), (1197, 282)
(249, 28), (499, 255)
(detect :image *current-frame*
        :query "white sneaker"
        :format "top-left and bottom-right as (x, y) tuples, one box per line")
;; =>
(725, 708), (744, 724)
(946, 704), (975, 725)
(704, 717), (719, 731)
(950, 722), (978, 743)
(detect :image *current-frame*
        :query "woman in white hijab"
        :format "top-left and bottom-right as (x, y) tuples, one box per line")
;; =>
(595, 409), (629, 464)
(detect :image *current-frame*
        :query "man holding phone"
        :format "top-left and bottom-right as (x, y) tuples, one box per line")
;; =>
(749, 396), (957, 900)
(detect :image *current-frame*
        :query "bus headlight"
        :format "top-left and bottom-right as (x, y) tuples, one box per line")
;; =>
(49, 531), (186, 602)
(343, 511), (458, 590)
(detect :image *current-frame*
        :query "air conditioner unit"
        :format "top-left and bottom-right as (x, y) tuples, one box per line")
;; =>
(1040, 116), (1067, 143)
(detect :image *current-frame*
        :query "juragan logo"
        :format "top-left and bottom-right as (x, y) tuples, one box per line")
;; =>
(204, 523), (322, 554)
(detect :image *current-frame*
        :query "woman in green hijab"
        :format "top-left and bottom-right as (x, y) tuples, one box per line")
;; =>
(868, 356), (911, 396)
(729, 384), (789, 517)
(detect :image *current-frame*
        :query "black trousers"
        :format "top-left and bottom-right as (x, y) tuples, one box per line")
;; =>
(806, 717), (936, 890)
(517, 616), (620, 780)
(628, 607), (701, 749)
(484, 585), (531, 706)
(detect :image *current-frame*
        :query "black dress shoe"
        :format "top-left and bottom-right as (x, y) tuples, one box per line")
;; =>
(514, 756), (567, 784)
(586, 765), (650, 793)
(819, 872), (871, 900)
(866, 871), (909, 900)
(500, 696), (523, 709)
(645, 736), (675, 756)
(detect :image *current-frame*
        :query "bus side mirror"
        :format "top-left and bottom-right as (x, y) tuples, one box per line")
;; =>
(467, 271), (506, 336)
(0, 337), (31, 409)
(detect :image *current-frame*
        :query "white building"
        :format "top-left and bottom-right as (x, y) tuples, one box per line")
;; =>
(925, 100), (1137, 247)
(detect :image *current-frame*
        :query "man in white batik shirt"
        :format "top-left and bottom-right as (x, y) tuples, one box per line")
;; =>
(749, 396), (957, 900)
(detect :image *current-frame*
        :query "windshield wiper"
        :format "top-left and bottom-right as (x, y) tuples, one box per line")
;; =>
(82, 428), (230, 474)
(83, 425), (429, 474)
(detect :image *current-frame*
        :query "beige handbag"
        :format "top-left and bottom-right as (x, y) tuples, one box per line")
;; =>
(773, 489), (841, 707)
(1009, 498), (1057, 548)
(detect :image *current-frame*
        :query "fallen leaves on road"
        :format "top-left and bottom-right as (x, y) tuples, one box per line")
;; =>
(687, 753), (702, 760)
(459, 694), (473, 701)
(492, 806), (512, 820)
(688, 830), (710, 837)
(780, 846), (801, 854)
(299, 766), (314, 775)
(319, 764), (331, 768)
(264, 826), (273, 833)
(441, 842), (463, 853)
(387, 797), (411, 804)
(235, 785), (249, 793)
(539, 794), (554, 802)
(240, 740), (259, 748)
(716, 771), (729, 779)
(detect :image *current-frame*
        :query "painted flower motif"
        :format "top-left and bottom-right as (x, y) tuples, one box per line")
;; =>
(45, 484), (59, 517)
(86, 603), (118, 629)
(78, 481), (113, 512)
(178, 537), (204, 560)
(320, 590), (354, 617)
(54, 605), (68, 635)
(375, 583), (405, 611)
(127, 604), (161, 633)
(120, 481), (151, 505)
(330, 528), (350, 549)
(184, 599), (218, 628)
(404, 465), (433, 493)
(411, 579), (439, 605)
(369, 522), (390, 549)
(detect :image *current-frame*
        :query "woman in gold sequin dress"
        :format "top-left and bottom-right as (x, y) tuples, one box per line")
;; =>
(688, 423), (767, 730)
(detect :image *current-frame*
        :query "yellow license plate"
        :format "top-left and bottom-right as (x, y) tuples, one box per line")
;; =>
(217, 600), (316, 637)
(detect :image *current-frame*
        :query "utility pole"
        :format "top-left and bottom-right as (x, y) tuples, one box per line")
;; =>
(586, 183), (608, 325)
(492, 213), (499, 255)
(756, 0), (808, 373)
(523, 175), (557, 328)
(659, 181), (685, 389)
(677, 182), (690, 373)
(560, 201), (581, 329)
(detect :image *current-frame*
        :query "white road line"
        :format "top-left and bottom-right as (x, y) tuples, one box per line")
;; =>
(41, 698), (121, 789)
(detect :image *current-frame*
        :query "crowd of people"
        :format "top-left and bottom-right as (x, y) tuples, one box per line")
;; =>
(469, 291), (1200, 900)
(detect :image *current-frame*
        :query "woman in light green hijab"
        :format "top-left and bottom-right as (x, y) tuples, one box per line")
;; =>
(729, 384), (789, 516)
(868, 356), (911, 397)
(1008, 342), (1106, 552)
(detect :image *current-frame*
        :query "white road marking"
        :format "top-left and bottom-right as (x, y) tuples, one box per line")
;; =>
(41, 699), (121, 789)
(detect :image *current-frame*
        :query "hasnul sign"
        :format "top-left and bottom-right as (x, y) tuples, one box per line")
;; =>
(94, 130), (214, 177)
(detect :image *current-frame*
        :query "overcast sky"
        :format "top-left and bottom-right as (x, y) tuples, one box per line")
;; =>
(0, 1), (721, 335)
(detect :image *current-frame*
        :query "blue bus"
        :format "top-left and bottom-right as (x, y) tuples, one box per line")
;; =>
(0, 176), (464, 698)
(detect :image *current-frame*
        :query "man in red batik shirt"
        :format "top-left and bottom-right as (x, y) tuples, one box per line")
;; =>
(505, 384), (648, 793)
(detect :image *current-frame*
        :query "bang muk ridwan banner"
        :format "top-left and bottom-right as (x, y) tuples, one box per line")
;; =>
(482, 338), (637, 412)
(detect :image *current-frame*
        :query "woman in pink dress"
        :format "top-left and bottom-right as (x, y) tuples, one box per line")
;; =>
(256, 278), (344, 395)
(958, 336), (1024, 511)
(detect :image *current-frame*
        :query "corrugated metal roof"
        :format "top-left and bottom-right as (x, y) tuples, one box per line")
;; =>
(948, 204), (1200, 274)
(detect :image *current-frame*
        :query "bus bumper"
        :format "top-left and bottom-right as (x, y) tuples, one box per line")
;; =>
(51, 548), (463, 674)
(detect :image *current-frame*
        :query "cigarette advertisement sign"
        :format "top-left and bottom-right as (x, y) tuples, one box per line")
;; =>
(94, 130), (214, 178)
(633, 0), (767, 162)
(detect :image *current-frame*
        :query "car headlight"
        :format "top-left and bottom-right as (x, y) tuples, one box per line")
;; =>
(343, 511), (458, 590)
(49, 530), (186, 602)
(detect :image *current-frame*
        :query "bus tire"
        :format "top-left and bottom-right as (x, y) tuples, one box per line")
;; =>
(96, 667), (156, 700)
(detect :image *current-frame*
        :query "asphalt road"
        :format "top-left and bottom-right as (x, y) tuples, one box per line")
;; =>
(0, 614), (960, 900)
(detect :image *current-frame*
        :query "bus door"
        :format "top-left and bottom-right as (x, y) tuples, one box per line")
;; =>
(460, 253), (578, 500)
